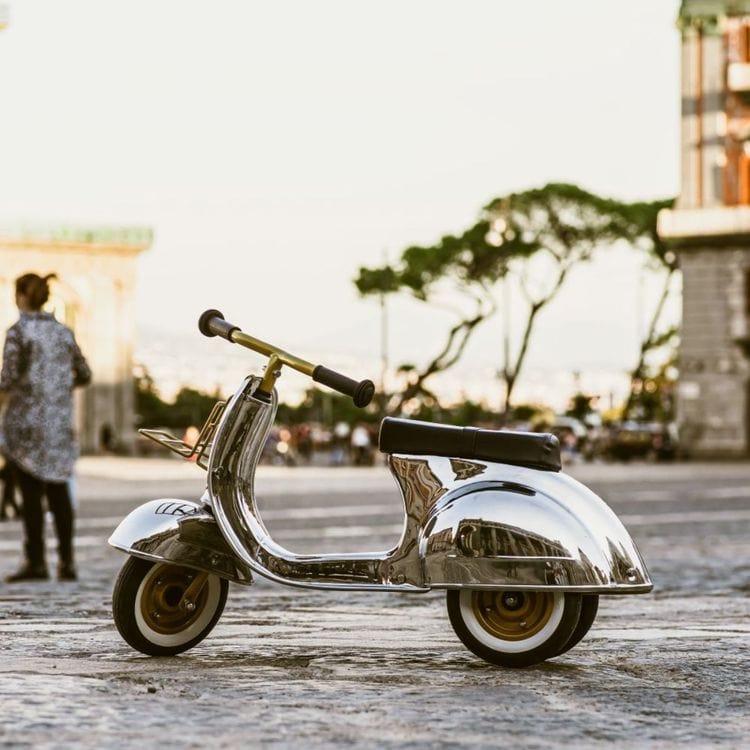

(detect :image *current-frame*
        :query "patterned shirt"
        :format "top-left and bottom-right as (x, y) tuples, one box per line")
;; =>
(0, 312), (91, 483)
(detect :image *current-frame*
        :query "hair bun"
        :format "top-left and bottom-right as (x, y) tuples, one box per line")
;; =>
(15, 272), (56, 311)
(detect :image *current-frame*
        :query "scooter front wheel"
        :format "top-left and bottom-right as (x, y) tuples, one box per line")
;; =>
(112, 557), (228, 656)
(447, 589), (582, 668)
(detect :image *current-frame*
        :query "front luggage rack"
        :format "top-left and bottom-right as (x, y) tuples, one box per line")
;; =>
(138, 400), (227, 470)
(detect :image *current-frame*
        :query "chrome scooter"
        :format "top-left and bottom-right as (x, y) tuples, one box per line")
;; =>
(109, 310), (652, 668)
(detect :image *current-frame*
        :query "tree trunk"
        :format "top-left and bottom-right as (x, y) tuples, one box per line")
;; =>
(501, 265), (569, 420)
(622, 266), (675, 420)
(391, 310), (489, 414)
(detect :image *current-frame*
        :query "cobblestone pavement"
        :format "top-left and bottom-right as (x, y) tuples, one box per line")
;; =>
(0, 458), (749, 748)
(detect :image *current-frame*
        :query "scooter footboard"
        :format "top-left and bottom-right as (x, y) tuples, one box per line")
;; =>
(420, 481), (652, 593)
(108, 499), (254, 585)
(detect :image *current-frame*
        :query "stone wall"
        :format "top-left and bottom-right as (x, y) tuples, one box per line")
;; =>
(678, 246), (750, 457)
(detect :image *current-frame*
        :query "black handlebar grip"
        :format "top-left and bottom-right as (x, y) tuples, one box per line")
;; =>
(198, 309), (241, 341)
(312, 365), (375, 408)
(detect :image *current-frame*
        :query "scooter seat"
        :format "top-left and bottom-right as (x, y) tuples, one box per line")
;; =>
(378, 417), (561, 472)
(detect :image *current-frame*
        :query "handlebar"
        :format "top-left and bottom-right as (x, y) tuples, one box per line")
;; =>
(311, 365), (375, 408)
(198, 309), (375, 408)
(198, 309), (240, 341)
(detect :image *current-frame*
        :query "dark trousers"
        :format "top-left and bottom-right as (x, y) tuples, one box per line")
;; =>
(0, 463), (20, 518)
(11, 463), (74, 567)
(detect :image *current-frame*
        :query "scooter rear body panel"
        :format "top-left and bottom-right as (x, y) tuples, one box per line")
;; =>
(387, 455), (652, 593)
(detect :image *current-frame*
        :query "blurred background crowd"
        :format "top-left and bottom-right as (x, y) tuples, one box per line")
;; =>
(133, 371), (679, 468)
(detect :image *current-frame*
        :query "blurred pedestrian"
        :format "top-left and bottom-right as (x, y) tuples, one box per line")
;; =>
(295, 423), (313, 464)
(0, 273), (91, 582)
(331, 422), (350, 466)
(182, 425), (200, 463)
(350, 422), (372, 466)
(559, 428), (580, 465)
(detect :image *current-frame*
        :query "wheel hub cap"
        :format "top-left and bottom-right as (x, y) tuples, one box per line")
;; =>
(140, 565), (209, 635)
(472, 590), (555, 641)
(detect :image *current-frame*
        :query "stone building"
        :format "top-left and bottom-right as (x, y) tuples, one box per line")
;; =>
(659, 0), (750, 457)
(0, 226), (151, 453)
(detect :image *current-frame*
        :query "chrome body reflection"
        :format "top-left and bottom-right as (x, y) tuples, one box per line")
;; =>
(200, 377), (651, 594)
(206, 379), (406, 590)
(109, 498), (254, 585)
(413, 466), (650, 591)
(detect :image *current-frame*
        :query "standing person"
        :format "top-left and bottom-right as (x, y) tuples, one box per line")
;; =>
(0, 273), (91, 582)
(350, 422), (372, 466)
(330, 422), (350, 466)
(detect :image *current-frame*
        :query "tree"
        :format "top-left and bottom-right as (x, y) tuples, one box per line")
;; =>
(134, 365), (170, 428)
(484, 184), (640, 415)
(276, 387), (380, 428)
(134, 365), (223, 431)
(357, 183), (638, 417)
(566, 392), (598, 422)
(624, 327), (679, 423)
(356, 217), (524, 413)
(618, 198), (678, 421)
(172, 387), (222, 429)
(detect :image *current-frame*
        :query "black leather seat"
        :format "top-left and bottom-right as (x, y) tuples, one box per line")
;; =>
(378, 417), (561, 472)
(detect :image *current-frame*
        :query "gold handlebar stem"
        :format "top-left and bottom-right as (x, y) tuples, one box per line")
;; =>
(230, 330), (315, 391)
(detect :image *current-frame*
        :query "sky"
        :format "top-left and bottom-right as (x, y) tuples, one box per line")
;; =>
(0, 0), (683, 408)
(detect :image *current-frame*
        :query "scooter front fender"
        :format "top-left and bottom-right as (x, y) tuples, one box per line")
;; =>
(108, 498), (254, 585)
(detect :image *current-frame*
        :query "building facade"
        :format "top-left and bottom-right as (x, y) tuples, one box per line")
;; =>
(659, 0), (750, 457)
(0, 226), (151, 453)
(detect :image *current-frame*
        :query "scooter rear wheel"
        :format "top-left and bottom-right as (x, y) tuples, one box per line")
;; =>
(112, 557), (228, 656)
(447, 589), (582, 668)
(555, 594), (599, 656)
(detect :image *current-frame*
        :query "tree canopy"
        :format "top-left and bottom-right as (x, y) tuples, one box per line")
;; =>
(134, 368), (222, 431)
(356, 183), (674, 417)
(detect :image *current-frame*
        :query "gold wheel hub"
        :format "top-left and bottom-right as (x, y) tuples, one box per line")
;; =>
(471, 590), (555, 641)
(140, 564), (209, 635)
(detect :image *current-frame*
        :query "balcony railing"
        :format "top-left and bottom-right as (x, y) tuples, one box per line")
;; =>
(658, 206), (750, 239)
